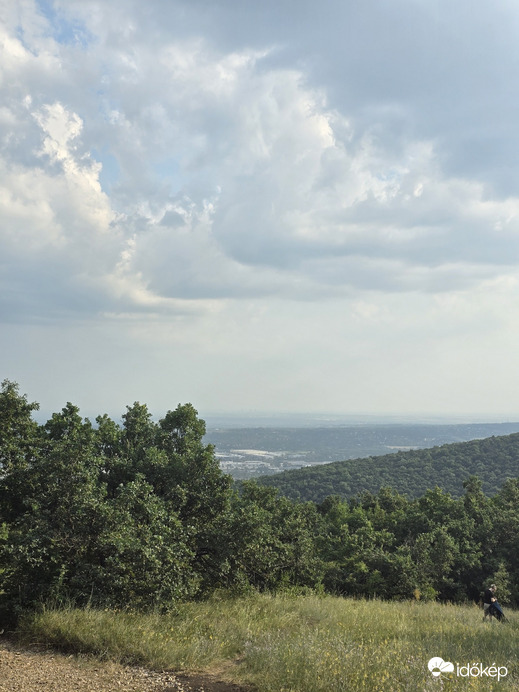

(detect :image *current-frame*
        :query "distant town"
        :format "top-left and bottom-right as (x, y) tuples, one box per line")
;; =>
(204, 421), (519, 480)
(215, 448), (323, 479)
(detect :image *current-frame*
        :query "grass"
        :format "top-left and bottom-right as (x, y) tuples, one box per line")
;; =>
(16, 593), (519, 691)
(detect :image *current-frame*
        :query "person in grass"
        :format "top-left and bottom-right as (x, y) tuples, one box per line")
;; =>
(483, 584), (497, 621)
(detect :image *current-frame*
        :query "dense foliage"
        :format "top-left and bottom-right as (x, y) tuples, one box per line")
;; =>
(1, 380), (519, 621)
(257, 435), (519, 501)
(0, 380), (320, 617)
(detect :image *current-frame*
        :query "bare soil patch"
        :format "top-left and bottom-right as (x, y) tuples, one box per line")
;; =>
(0, 639), (252, 692)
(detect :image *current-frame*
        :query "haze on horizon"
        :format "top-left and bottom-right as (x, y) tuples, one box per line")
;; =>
(2, 1), (519, 421)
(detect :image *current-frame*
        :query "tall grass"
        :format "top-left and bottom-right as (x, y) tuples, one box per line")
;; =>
(17, 593), (519, 691)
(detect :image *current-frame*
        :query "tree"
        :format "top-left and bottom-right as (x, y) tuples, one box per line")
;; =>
(0, 381), (42, 527)
(0, 379), (40, 467)
(0, 388), (230, 614)
(487, 561), (512, 605)
(227, 482), (322, 591)
(1, 411), (105, 612)
(157, 404), (232, 526)
(121, 402), (156, 461)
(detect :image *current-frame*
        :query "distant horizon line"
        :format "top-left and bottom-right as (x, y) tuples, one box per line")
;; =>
(201, 413), (519, 430)
(31, 407), (519, 428)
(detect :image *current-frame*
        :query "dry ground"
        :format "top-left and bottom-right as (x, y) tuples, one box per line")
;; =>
(0, 639), (251, 692)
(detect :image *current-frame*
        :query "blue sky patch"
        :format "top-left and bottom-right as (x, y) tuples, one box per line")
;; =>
(36, 0), (92, 48)
(91, 148), (120, 192)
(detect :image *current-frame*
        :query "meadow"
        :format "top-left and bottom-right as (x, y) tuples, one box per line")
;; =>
(16, 593), (519, 691)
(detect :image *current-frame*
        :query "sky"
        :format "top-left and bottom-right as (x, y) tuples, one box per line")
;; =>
(2, 0), (519, 422)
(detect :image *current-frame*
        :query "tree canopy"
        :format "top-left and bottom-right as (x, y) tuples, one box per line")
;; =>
(2, 380), (519, 621)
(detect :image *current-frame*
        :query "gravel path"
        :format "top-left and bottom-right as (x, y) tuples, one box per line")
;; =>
(0, 640), (250, 692)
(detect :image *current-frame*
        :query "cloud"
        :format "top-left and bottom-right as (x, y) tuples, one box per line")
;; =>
(2, 0), (519, 330)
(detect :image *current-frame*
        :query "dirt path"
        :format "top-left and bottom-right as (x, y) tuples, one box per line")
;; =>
(0, 639), (251, 692)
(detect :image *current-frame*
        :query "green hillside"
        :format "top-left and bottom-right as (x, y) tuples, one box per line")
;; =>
(257, 433), (519, 501)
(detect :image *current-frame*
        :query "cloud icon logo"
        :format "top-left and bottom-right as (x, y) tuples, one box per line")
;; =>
(428, 657), (454, 677)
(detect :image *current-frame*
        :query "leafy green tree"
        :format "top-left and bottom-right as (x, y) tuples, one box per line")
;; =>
(94, 413), (122, 458)
(75, 476), (196, 608)
(487, 561), (512, 605)
(0, 389), (229, 614)
(1, 410), (105, 612)
(0, 380), (41, 523)
(159, 404), (207, 456)
(121, 401), (157, 464)
(490, 479), (519, 602)
(228, 483), (322, 591)
(0, 379), (39, 456)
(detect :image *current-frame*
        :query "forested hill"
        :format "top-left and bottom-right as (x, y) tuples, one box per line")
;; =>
(257, 432), (519, 501)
